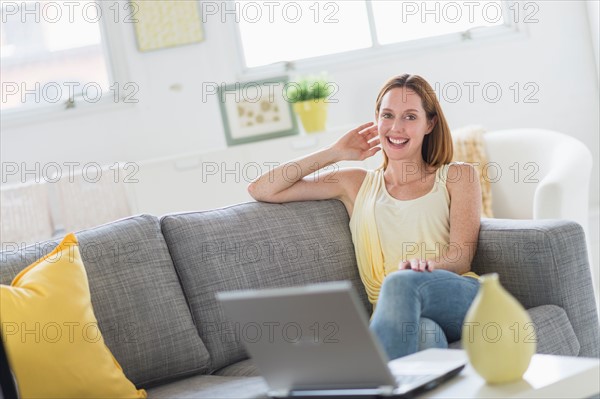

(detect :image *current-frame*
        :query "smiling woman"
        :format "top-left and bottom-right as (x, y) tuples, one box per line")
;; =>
(247, 73), (483, 361)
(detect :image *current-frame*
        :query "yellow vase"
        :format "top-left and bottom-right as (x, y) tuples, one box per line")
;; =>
(293, 99), (328, 133)
(462, 273), (536, 384)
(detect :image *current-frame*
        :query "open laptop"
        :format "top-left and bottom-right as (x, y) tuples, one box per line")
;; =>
(216, 281), (465, 398)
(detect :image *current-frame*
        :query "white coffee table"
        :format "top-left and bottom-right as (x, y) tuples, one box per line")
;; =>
(388, 349), (600, 398)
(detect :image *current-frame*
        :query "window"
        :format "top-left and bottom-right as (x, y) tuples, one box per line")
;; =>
(234, 0), (511, 70)
(0, 0), (123, 115)
(371, 1), (504, 45)
(237, 1), (372, 68)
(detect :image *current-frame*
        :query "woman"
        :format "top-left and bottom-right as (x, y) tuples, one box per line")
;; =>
(248, 73), (481, 360)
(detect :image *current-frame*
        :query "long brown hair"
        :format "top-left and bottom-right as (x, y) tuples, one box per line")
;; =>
(375, 74), (453, 169)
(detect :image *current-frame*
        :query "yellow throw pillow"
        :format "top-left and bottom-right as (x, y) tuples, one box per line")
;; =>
(0, 233), (146, 398)
(452, 125), (494, 218)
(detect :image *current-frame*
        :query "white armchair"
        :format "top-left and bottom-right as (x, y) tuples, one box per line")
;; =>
(483, 128), (596, 297)
(484, 128), (592, 225)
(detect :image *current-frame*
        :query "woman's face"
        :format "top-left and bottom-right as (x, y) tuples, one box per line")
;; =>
(377, 87), (436, 163)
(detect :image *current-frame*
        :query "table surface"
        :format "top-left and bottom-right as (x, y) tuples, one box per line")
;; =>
(388, 349), (600, 398)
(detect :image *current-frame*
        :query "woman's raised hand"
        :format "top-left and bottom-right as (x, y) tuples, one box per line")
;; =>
(330, 122), (381, 162)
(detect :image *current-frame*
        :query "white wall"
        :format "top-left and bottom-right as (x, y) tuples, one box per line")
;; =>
(1, 1), (599, 213)
(588, 0), (600, 81)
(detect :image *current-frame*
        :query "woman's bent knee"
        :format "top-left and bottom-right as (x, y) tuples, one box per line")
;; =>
(380, 270), (418, 297)
(381, 269), (454, 292)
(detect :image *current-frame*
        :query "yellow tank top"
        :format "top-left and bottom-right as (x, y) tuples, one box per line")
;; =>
(349, 162), (479, 306)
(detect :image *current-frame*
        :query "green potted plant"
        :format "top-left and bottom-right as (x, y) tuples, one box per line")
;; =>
(286, 74), (334, 133)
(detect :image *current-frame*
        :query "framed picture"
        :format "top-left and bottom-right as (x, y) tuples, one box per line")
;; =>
(131, 0), (204, 52)
(218, 76), (299, 146)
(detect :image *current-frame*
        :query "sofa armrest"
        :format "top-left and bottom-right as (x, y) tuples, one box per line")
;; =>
(471, 218), (599, 358)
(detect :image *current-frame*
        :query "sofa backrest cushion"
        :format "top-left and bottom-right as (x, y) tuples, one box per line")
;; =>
(0, 215), (210, 388)
(160, 199), (370, 372)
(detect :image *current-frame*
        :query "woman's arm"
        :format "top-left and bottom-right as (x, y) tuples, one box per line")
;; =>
(247, 122), (380, 203)
(435, 162), (482, 274)
(403, 163), (482, 274)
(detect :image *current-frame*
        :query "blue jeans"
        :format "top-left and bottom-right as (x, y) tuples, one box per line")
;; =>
(369, 269), (480, 360)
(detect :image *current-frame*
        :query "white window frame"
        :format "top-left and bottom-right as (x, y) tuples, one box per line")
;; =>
(1, 0), (135, 127)
(232, 0), (530, 80)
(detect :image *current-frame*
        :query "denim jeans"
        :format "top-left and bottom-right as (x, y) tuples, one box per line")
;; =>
(369, 269), (480, 360)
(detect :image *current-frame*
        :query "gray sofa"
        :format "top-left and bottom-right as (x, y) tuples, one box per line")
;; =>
(1, 199), (598, 398)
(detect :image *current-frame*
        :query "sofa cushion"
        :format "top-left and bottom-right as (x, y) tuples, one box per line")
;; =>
(0, 215), (210, 388)
(161, 200), (371, 372)
(447, 305), (580, 356)
(213, 359), (260, 377)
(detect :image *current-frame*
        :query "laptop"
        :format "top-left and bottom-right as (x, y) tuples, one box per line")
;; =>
(216, 281), (465, 398)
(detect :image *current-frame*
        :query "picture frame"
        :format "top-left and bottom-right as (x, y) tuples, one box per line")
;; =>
(131, 0), (204, 52)
(218, 76), (299, 146)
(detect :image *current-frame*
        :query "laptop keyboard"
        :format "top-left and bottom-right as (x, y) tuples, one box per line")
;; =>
(395, 374), (437, 388)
